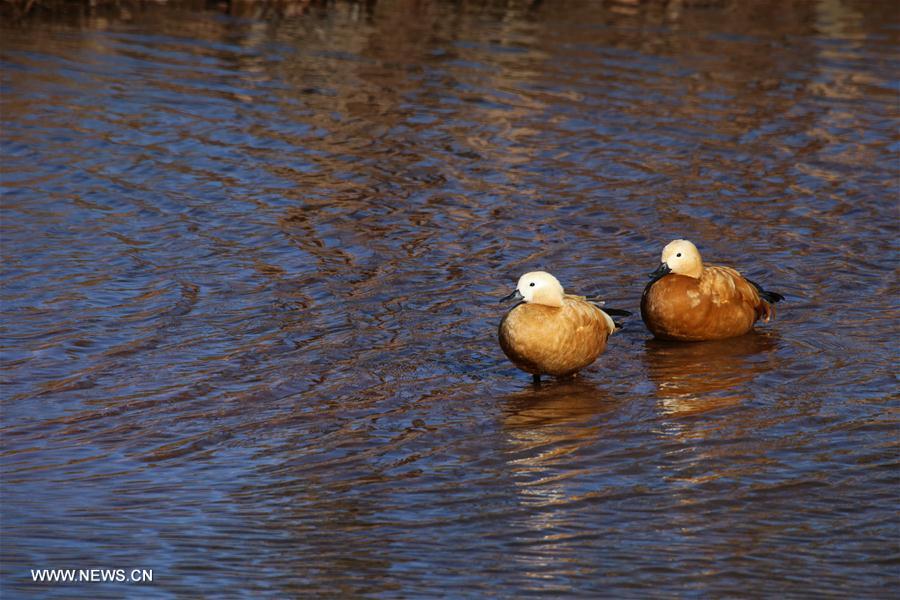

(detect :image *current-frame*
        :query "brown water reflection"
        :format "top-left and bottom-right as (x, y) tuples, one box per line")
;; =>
(2, 0), (899, 597)
(502, 381), (618, 497)
(645, 334), (779, 417)
(505, 381), (617, 430)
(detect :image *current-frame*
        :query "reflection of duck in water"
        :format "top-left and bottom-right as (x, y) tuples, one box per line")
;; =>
(503, 379), (617, 431)
(499, 380), (620, 580)
(644, 334), (778, 417)
(502, 380), (617, 516)
(499, 271), (620, 383)
(642, 240), (784, 341)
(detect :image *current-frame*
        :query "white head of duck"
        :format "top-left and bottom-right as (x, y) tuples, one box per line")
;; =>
(650, 239), (704, 279)
(501, 271), (565, 308)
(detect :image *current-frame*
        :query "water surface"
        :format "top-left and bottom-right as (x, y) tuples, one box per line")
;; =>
(2, 0), (899, 597)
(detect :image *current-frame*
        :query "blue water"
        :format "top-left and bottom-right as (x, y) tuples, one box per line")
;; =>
(2, 1), (898, 597)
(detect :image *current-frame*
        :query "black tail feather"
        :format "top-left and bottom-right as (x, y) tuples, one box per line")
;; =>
(586, 296), (633, 317)
(760, 290), (785, 303)
(747, 278), (784, 303)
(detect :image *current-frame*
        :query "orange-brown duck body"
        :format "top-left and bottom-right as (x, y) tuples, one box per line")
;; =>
(499, 272), (616, 379)
(641, 240), (783, 342)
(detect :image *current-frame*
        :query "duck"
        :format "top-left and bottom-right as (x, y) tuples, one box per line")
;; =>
(499, 271), (619, 383)
(641, 239), (784, 341)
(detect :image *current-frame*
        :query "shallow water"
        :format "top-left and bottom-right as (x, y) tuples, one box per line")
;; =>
(1, 0), (898, 597)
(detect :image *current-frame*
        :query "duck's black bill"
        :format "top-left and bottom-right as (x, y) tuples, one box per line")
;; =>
(648, 263), (671, 279)
(500, 289), (524, 303)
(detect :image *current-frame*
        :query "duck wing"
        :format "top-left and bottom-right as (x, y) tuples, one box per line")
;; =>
(705, 265), (780, 321)
(567, 294), (628, 332)
(577, 294), (633, 317)
(745, 277), (785, 304)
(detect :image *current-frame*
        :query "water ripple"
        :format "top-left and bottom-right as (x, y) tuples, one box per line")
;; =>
(2, 1), (898, 597)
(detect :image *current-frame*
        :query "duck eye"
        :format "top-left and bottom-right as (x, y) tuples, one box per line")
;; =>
(676, 253), (682, 257)
(529, 282), (535, 287)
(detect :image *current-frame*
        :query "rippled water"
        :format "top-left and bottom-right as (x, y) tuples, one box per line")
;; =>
(2, 0), (898, 596)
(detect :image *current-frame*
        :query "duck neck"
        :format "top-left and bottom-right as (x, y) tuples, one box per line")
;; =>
(684, 259), (703, 279)
(531, 291), (564, 308)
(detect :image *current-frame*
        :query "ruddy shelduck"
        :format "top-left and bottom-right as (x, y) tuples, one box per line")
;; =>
(499, 271), (618, 382)
(641, 239), (784, 341)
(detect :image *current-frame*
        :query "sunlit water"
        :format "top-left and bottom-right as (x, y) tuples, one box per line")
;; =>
(2, 0), (898, 596)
